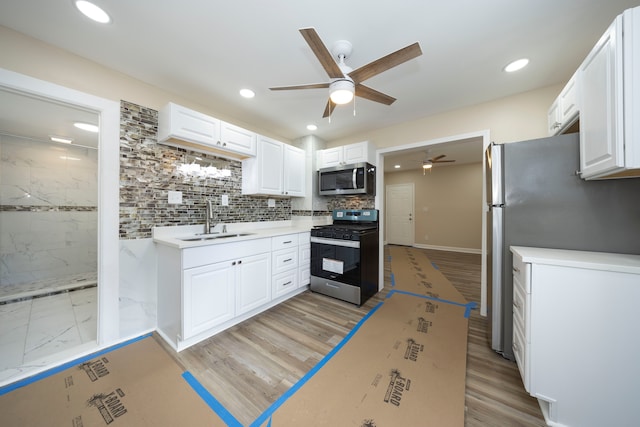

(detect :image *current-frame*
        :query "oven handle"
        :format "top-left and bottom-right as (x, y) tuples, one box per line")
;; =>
(310, 236), (360, 248)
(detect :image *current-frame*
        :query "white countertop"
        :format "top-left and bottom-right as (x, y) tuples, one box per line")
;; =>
(511, 246), (640, 275)
(153, 217), (328, 249)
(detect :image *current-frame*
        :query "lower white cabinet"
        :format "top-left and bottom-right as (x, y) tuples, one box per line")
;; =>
(157, 230), (312, 352)
(510, 246), (640, 427)
(183, 260), (235, 339)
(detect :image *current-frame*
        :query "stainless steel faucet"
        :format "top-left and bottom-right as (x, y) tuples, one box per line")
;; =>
(205, 200), (214, 234)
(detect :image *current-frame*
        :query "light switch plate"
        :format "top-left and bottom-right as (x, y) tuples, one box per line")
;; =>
(168, 190), (182, 204)
(268, 198), (276, 208)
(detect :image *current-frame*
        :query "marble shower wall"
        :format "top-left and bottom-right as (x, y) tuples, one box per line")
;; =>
(0, 133), (98, 287)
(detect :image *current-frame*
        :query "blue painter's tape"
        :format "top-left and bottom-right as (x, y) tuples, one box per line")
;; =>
(0, 333), (152, 396)
(249, 301), (385, 427)
(390, 272), (396, 287)
(182, 371), (243, 427)
(431, 262), (440, 270)
(386, 289), (477, 318)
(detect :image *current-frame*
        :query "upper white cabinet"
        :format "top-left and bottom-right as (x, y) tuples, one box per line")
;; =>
(578, 7), (640, 179)
(547, 72), (578, 135)
(158, 102), (256, 159)
(242, 136), (306, 197)
(317, 141), (375, 169)
(219, 121), (257, 157)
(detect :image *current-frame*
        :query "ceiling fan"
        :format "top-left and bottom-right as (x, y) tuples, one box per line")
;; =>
(422, 154), (456, 174)
(270, 28), (422, 118)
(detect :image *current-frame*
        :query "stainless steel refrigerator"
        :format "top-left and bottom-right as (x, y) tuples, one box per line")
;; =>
(486, 133), (640, 359)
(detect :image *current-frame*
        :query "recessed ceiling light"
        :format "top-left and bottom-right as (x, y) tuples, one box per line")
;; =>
(394, 164), (401, 169)
(50, 135), (73, 144)
(239, 89), (255, 98)
(75, 1), (111, 24)
(306, 124), (318, 131)
(504, 58), (529, 73)
(74, 122), (99, 133)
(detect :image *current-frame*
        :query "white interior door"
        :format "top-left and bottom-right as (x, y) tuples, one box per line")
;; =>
(386, 183), (414, 245)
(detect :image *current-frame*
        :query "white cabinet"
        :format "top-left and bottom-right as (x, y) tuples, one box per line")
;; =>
(271, 234), (299, 298)
(158, 102), (256, 159)
(242, 136), (306, 197)
(579, 7), (640, 179)
(235, 252), (272, 315)
(510, 246), (640, 427)
(219, 121), (257, 157)
(547, 73), (578, 135)
(183, 260), (235, 339)
(317, 141), (375, 169)
(156, 238), (271, 350)
(298, 232), (311, 287)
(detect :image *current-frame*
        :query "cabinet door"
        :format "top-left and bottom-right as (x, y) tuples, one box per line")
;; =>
(579, 17), (625, 179)
(258, 136), (284, 194)
(343, 142), (369, 164)
(299, 243), (311, 287)
(158, 103), (220, 146)
(183, 261), (234, 339)
(547, 100), (561, 135)
(220, 121), (257, 157)
(318, 147), (343, 168)
(236, 252), (272, 315)
(283, 144), (306, 197)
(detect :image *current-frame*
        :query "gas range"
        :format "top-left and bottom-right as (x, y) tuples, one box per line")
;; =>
(310, 209), (379, 306)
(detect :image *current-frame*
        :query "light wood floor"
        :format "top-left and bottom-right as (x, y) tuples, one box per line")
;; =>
(158, 245), (547, 426)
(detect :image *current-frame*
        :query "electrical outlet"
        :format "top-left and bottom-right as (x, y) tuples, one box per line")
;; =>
(268, 198), (276, 208)
(221, 194), (229, 206)
(168, 190), (182, 204)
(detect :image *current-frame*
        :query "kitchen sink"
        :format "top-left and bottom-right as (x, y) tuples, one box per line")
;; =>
(179, 233), (255, 242)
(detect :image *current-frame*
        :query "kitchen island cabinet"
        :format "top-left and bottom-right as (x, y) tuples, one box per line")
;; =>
(510, 246), (640, 427)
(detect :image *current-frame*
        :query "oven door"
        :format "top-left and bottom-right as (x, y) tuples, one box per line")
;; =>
(310, 237), (361, 286)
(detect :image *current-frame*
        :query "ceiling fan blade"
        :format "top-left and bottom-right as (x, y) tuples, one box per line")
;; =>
(270, 83), (330, 91)
(299, 28), (344, 79)
(322, 99), (336, 118)
(355, 84), (396, 105)
(430, 154), (447, 162)
(348, 42), (422, 84)
(433, 160), (456, 163)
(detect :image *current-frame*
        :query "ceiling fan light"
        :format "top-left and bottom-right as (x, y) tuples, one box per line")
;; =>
(422, 162), (433, 169)
(329, 79), (355, 105)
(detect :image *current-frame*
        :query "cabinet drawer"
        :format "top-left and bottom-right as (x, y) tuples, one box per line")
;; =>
(513, 323), (529, 392)
(272, 233), (299, 250)
(512, 277), (527, 336)
(512, 252), (531, 293)
(272, 247), (298, 274)
(272, 270), (299, 298)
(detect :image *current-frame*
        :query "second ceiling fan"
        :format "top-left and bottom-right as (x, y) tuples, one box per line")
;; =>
(270, 28), (422, 118)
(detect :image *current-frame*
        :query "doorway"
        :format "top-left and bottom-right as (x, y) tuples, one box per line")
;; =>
(385, 183), (414, 245)
(375, 130), (490, 315)
(0, 68), (120, 386)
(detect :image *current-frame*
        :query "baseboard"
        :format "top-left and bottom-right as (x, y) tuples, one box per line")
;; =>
(412, 243), (481, 255)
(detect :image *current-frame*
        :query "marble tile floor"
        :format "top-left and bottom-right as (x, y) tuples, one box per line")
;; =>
(0, 287), (97, 385)
(0, 272), (97, 303)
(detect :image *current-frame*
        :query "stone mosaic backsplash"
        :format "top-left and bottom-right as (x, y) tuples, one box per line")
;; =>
(119, 101), (291, 240)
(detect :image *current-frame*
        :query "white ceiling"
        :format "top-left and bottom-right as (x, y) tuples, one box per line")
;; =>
(1, 1), (639, 150)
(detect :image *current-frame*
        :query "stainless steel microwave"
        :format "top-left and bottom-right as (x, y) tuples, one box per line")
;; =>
(318, 162), (376, 196)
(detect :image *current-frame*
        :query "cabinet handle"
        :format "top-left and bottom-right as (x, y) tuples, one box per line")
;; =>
(283, 281), (292, 286)
(513, 300), (521, 309)
(283, 241), (292, 244)
(512, 266), (519, 273)
(513, 342), (520, 352)
(238, 260), (242, 264)
(232, 261), (236, 266)
(284, 258), (292, 263)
